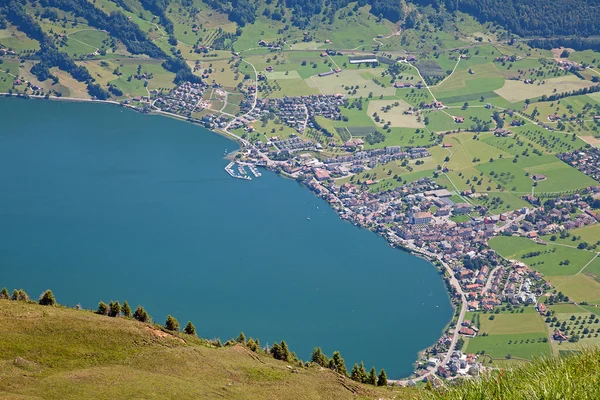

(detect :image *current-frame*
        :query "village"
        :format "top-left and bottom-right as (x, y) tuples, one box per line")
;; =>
(110, 48), (600, 385)
(236, 136), (600, 384)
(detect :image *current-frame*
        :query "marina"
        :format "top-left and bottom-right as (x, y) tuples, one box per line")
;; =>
(224, 161), (262, 180)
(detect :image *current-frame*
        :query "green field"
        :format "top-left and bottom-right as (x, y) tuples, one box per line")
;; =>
(478, 313), (547, 335)
(489, 236), (597, 277)
(465, 333), (551, 360)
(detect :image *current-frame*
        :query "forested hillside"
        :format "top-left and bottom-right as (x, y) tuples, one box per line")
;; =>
(416, 0), (600, 38)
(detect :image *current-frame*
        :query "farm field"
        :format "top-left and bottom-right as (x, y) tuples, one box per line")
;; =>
(432, 62), (505, 103)
(465, 333), (551, 360)
(367, 99), (423, 128)
(489, 236), (597, 277)
(494, 75), (596, 103)
(477, 313), (547, 335)
(306, 68), (397, 98)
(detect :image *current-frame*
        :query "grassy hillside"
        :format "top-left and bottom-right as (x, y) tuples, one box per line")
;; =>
(0, 299), (412, 400)
(426, 347), (600, 400)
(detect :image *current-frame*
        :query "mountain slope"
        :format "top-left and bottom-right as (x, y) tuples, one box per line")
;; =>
(0, 300), (411, 400)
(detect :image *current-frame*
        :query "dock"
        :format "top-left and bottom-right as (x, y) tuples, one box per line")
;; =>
(248, 165), (262, 178)
(225, 162), (252, 180)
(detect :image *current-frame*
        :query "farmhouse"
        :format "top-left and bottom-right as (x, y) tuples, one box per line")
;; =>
(454, 116), (465, 123)
(531, 174), (547, 181)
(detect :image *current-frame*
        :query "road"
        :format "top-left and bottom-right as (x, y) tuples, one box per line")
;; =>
(495, 209), (529, 233)
(483, 265), (503, 293)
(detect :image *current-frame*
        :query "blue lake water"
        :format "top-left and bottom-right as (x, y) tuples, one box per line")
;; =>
(0, 97), (452, 377)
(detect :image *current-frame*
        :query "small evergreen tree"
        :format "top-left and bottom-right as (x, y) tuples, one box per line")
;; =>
(97, 301), (109, 315)
(280, 340), (290, 362)
(377, 369), (387, 386)
(12, 289), (29, 301)
(184, 321), (196, 336)
(0, 287), (9, 299)
(358, 361), (367, 383)
(109, 301), (121, 317)
(165, 315), (180, 331)
(368, 366), (377, 385)
(237, 332), (246, 344)
(215, 338), (223, 348)
(133, 305), (150, 322)
(331, 351), (347, 376)
(247, 338), (257, 352)
(351, 363), (361, 382)
(270, 342), (283, 359)
(122, 301), (132, 318)
(311, 347), (327, 366)
(38, 289), (56, 306)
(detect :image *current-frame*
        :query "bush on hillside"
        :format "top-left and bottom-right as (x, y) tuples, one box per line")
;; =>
(96, 301), (109, 315)
(133, 305), (150, 322)
(12, 289), (29, 301)
(165, 315), (180, 331)
(38, 289), (56, 306)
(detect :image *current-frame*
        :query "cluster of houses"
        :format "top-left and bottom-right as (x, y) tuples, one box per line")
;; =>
(239, 95), (345, 133)
(558, 148), (600, 182)
(317, 147), (431, 177)
(0, 47), (17, 56)
(254, 135), (319, 158)
(153, 81), (209, 116)
(257, 39), (285, 50)
(555, 59), (585, 71)
(438, 351), (480, 379)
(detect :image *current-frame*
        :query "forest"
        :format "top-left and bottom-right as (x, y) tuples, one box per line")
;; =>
(415, 0), (600, 38)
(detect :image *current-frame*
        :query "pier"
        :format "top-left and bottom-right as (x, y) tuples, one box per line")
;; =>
(224, 162), (252, 180)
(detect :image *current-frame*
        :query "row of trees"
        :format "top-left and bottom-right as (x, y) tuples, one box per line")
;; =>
(0, 287), (57, 306)
(2, 287), (387, 387)
(311, 347), (387, 386)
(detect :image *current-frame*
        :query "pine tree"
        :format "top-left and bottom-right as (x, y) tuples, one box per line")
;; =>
(133, 305), (150, 322)
(377, 368), (387, 386)
(184, 321), (196, 336)
(38, 289), (56, 306)
(97, 301), (109, 315)
(311, 347), (327, 366)
(109, 301), (121, 317)
(247, 338), (257, 352)
(254, 338), (261, 351)
(331, 351), (347, 376)
(12, 289), (29, 301)
(122, 301), (132, 318)
(358, 361), (367, 383)
(237, 332), (246, 344)
(0, 287), (9, 299)
(368, 366), (377, 385)
(270, 342), (283, 359)
(280, 340), (290, 362)
(351, 363), (361, 382)
(165, 315), (180, 331)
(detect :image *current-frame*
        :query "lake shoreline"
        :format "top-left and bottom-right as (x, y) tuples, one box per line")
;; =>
(0, 94), (453, 380)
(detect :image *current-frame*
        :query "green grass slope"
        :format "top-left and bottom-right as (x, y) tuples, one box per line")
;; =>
(426, 347), (600, 400)
(0, 299), (409, 400)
